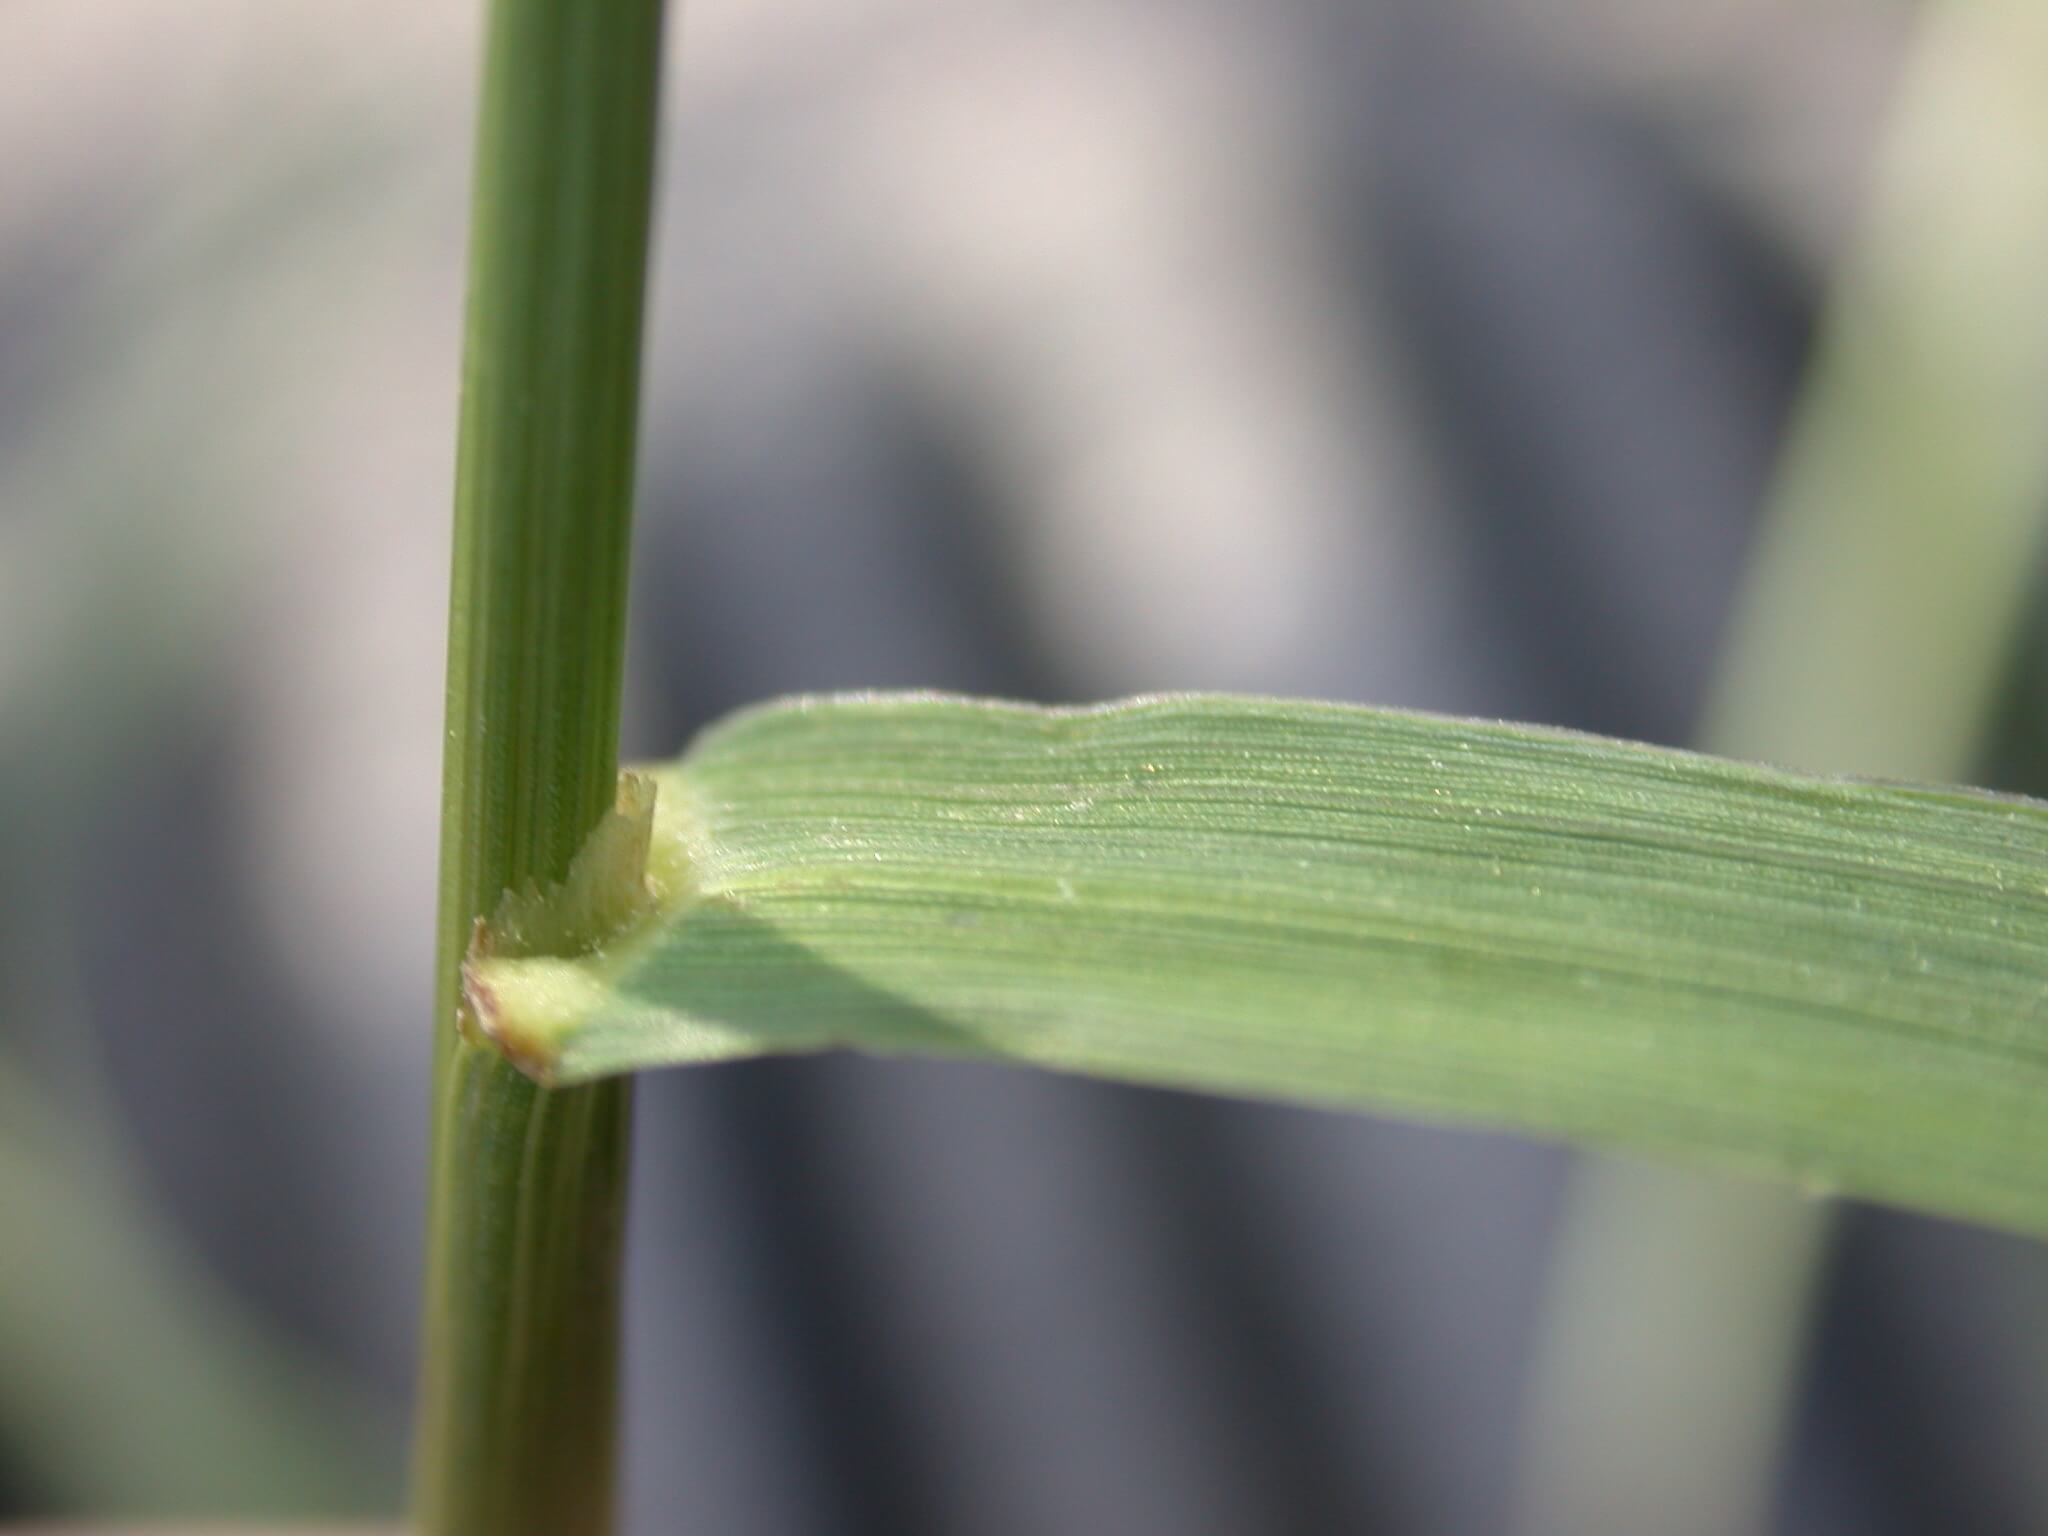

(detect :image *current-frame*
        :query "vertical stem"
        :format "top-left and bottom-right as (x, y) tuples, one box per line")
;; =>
(414, 2), (666, 1532)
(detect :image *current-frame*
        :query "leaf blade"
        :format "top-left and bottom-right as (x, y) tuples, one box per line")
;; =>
(468, 693), (2048, 1234)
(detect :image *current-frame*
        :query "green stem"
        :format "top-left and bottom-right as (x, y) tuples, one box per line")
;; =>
(413, 2), (666, 1532)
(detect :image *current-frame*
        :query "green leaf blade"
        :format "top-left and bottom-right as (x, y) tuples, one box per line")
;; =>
(468, 693), (2048, 1234)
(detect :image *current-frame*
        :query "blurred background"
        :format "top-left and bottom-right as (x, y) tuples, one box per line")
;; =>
(6, 0), (2048, 1531)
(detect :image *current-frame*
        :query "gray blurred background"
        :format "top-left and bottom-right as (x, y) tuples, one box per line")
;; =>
(6, 0), (2048, 1531)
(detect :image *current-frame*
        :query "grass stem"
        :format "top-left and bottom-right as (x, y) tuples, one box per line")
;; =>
(412, 2), (667, 1531)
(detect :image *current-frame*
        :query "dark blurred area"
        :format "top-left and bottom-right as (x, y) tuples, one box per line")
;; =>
(7, 1), (2048, 1532)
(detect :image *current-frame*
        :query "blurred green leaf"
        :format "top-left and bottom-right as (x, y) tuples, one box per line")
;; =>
(0, 1052), (390, 1513)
